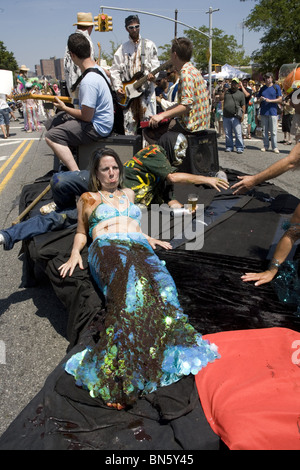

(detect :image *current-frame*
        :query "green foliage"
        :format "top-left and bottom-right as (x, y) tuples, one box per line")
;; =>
(158, 26), (251, 72)
(0, 42), (18, 71)
(100, 40), (120, 66)
(244, 0), (300, 72)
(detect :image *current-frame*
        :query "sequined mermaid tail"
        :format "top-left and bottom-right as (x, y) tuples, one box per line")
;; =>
(272, 260), (300, 306)
(65, 233), (219, 405)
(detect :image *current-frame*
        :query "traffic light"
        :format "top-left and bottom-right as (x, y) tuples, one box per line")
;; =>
(106, 16), (113, 32)
(94, 14), (113, 32)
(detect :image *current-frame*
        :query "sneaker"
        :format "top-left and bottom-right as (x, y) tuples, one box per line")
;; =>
(40, 201), (57, 215)
(261, 147), (267, 152)
(225, 148), (232, 152)
(0, 233), (5, 246)
(237, 149), (243, 154)
(273, 148), (280, 154)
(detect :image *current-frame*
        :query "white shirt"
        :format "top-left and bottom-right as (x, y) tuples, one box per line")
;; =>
(0, 94), (9, 110)
(110, 35), (160, 90)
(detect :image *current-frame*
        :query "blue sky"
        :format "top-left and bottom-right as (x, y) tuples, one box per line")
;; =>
(0, 0), (261, 72)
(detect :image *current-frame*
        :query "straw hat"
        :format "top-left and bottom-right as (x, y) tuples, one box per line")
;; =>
(73, 12), (94, 26)
(19, 64), (29, 71)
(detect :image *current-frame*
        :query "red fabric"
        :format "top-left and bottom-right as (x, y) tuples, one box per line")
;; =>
(196, 328), (300, 450)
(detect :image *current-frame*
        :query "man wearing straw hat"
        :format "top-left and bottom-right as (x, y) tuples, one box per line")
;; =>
(64, 12), (95, 98)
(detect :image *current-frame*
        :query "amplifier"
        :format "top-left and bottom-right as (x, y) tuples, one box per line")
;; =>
(77, 134), (143, 170)
(178, 130), (219, 175)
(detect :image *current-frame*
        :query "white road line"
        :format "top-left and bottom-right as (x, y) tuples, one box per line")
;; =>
(0, 140), (23, 147)
(0, 137), (41, 142)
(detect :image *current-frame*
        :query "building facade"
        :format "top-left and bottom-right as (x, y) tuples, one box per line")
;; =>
(35, 57), (65, 81)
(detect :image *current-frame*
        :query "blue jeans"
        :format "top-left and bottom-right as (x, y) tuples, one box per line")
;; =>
(223, 116), (244, 151)
(0, 208), (78, 250)
(1, 170), (90, 250)
(51, 170), (90, 208)
(260, 115), (278, 150)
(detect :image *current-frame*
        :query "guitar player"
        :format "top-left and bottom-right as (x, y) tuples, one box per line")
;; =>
(110, 15), (160, 136)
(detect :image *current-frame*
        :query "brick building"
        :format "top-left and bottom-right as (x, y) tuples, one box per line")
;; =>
(35, 57), (65, 81)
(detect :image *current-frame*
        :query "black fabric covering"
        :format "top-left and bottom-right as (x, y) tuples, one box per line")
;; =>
(1, 170), (300, 450)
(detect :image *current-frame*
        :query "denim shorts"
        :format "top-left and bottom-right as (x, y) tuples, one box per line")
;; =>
(0, 107), (10, 125)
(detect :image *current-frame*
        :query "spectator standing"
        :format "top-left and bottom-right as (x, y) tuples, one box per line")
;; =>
(222, 78), (245, 154)
(258, 72), (282, 153)
(213, 79), (225, 137)
(280, 93), (294, 145)
(240, 78), (252, 139)
(0, 94), (11, 138)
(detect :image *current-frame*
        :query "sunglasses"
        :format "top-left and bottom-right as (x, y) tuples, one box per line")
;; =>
(128, 25), (140, 30)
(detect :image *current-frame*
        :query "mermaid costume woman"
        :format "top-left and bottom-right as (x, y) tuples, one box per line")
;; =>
(65, 199), (219, 406)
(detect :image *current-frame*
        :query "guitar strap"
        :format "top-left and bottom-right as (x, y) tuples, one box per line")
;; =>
(71, 67), (112, 93)
(140, 38), (145, 74)
(70, 67), (124, 134)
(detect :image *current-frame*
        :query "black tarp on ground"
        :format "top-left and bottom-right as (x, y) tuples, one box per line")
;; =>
(1, 170), (300, 450)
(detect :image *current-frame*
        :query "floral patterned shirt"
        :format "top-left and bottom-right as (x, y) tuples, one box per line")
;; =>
(178, 62), (210, 132)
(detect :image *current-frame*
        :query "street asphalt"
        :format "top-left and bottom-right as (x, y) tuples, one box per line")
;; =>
(0, 113), (299, 439)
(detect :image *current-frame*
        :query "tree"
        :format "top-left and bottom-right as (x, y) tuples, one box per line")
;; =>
(159, 26), (250, 73)
(0, 42), (18, 71)
(243, 0), (300, 73)
(99, 40), (120, 66)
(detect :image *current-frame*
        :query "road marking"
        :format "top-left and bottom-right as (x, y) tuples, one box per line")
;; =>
(0, 140), (27, 176)
(0, 140), (34, 193)
(0, 137), (41, 142)
(0, 140), (23, 147)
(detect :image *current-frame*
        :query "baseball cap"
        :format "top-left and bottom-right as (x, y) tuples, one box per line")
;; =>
(231, 77), (240, 83)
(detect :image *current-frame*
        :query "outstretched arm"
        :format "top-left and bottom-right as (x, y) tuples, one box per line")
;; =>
(166, 172), (229, 192)
(231, 142), (300, 195)
(242, 203), (300, 286)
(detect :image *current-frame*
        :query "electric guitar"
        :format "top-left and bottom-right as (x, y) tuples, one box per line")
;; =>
(118, 59), (172, 109)
(12, 93), (79, 106)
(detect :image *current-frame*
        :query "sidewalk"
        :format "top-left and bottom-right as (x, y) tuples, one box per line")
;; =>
(218, 124), (300, 198)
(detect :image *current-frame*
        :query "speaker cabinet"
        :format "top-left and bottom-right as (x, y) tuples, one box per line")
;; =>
(178, 130), (219, 175)
(77, 134), (143, 169)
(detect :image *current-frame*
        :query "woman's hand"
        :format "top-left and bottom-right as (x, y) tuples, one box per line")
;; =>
(148, 237), (172, 250)
(241, 270), (276, 286)
(58, 251), (84, 278)
(205, 176), (229, 192)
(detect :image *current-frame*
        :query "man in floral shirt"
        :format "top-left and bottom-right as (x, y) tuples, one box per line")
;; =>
(145, 37), (210, 143)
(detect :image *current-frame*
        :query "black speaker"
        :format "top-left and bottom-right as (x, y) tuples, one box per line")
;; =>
(178, 130), (219, 175)
(77, 134), (143, 169)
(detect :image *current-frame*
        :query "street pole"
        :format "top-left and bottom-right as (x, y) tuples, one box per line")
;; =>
(206, 7), (220, 98)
